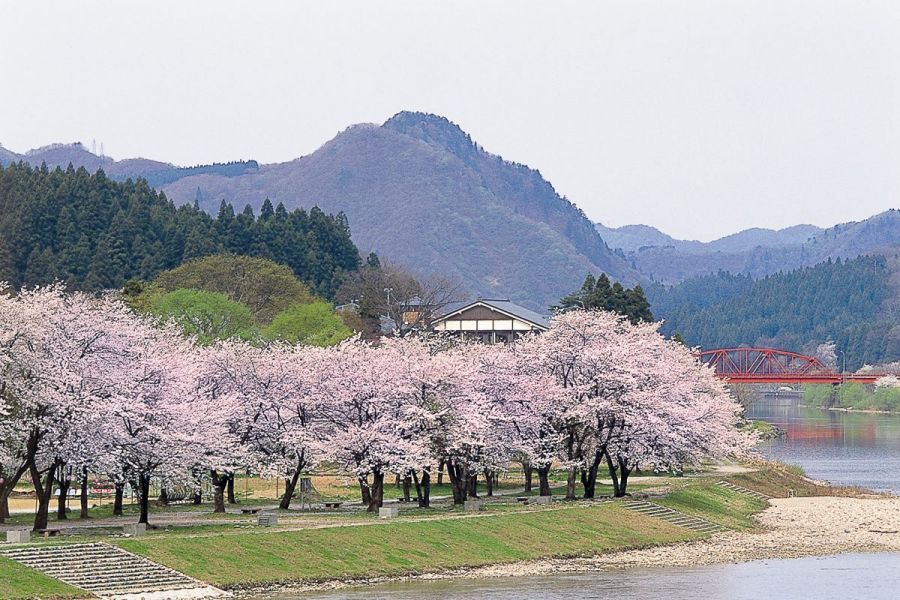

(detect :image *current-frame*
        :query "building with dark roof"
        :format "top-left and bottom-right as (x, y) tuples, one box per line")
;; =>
(430, 298), (549, 343)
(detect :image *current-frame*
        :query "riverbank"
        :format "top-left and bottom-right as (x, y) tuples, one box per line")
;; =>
(239, 494), (900, 597)
(1, 464), (885, 599)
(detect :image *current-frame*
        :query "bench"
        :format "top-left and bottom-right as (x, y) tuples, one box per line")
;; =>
(516, 496), (529, 503)
(323, 502), (343, 509)
(37, 529), (61, 538)
(240, 508), (260, 515)
(397, 497), (420, 503)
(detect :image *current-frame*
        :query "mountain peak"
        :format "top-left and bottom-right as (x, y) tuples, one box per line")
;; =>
(382, 111), (478, 161)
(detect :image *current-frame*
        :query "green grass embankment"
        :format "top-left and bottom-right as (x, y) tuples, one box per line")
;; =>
(657, 481), (766, 529)
(117, 504), (696, 588)
(0, 557), (83, 600)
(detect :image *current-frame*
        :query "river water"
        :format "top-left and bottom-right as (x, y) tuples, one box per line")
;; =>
(747, 395), (900, 493)
(281, 396), (900, 599)
(281, 554), (900, 600)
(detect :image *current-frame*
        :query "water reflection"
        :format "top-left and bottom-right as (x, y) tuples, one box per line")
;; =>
(747, 396), (900, 492)
(281, 554), (900, 600)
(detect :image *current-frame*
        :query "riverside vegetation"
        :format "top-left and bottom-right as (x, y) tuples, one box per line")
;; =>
(803, 381), (900, 413)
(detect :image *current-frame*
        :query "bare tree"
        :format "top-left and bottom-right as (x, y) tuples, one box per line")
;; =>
(337, 259), (467, 336)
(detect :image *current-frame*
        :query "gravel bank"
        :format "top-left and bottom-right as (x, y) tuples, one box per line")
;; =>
(241, 496), (900, 596)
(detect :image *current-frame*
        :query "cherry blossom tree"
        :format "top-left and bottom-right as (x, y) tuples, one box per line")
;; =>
(200, 341), (328, 510)
(316, 338), (434, 511)
(1, 284), (755, 524)
(0, 286), (153, 529)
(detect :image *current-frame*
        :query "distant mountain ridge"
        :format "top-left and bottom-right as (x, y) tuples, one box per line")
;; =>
(0, 142), (258, 187)
(1, 114), (640, 310)
(596, 221), (825, 254)
(597, 212), (899, 284)
(5, 120), (898, 306)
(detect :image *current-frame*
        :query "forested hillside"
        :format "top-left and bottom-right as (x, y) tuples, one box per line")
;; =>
(0, 163), (360, 297)
(648, 255), (900, 369)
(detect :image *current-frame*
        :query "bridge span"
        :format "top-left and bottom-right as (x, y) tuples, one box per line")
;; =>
(696, 347), (884, 384)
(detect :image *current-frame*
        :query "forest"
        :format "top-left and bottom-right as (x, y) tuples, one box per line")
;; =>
(647, 255), (900, 369)
(0, 162), (360, 299)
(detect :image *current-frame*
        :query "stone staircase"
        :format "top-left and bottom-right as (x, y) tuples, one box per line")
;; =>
(622, 500), (728, 534)
(717, 480), (772, 501)
(1, 542), (229, 599)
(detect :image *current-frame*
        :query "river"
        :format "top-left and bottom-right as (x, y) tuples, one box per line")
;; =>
(279, 396), (900, 599)
(278, 554), (900, 600)
(747, 395), (900, 493)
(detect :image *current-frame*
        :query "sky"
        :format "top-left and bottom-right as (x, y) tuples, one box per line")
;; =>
(1, 1), (898, 241)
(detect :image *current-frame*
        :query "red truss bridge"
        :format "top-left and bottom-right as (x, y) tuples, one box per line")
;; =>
(696, 348), (883, 384)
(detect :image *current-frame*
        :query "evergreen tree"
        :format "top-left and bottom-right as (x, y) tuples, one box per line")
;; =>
(555, 273), (653, 324)
(0, 162), (361, 299)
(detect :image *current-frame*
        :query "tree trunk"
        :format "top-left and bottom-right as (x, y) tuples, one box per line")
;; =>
(227, 473), (237, 504)
(210, 470), (227, 514)
(581, 453), (601, 499)
(280, 469), (302, 510)
(402, 476), (411, 502)
(522, 461), (533, 492)
(56, 473), (71, 520)
(31, 460), (58, 532)
(565, 466), (578, 500)
(604, 451), (622, 497)
(421, 470), (431, 507)
(1, 433), (38, 524)
(484, 469), (494, 497)
(79, 468), (89, 519)
(446, 458), (466, 504)
(413, 470), (431, 508)
(618, 456), (632, 496)
(366, 471), (384, 512)
(537, 465), (552, 497)
(358, 475), (372, 505)
(193, 468), (203, 505)
(158, 487), (169, 506)
(467, 473), (478, 499)
(437, 459), (445, 486)
(138, 473), (151, 525)
(412, 472), (422, 507)
(113, 482), (124, 516)
(0, 465), (16, 522)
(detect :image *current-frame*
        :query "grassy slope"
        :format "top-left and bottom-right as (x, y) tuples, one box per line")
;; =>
(117, 504), (696, 588)
(657, 481), (766, 529)
(0, 557), (83, 600)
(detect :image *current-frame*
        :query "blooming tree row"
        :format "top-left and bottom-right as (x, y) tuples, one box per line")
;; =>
(0, 286), (752, 530)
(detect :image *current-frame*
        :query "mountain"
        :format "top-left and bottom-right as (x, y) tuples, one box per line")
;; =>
(594, 223), (681, 253)
(155, 113), (642, 309)
(1, 114), (638, 311)
(596, 222), (823, 255)
(598, 212), (899, 284)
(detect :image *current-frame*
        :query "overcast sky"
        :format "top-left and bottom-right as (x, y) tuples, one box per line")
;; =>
(1, 1), (898, 241)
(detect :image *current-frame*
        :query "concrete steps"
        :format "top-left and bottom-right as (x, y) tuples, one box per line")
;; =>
(621, 500), (728, 534)
(1, 542), (229, 599)
(717, 480), (772, 501)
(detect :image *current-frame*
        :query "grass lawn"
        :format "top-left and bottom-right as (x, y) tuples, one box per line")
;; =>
(657, 481), (766, 529)
(0, 557), (83, 600)
(117, 503), (698, 588)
